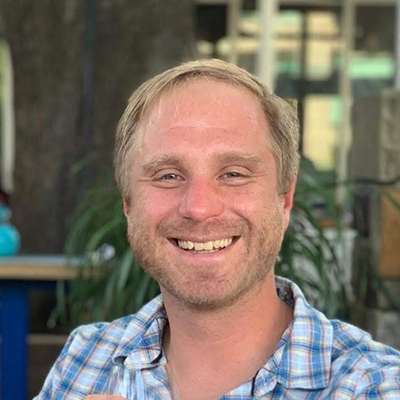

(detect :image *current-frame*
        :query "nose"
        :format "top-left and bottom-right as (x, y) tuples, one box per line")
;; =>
(178, 177), (224, 222)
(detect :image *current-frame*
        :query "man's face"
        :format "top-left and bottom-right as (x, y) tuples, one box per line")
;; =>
(124, 79), (295, 310)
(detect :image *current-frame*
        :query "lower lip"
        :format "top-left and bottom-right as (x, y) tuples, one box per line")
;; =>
(187, 248), (221, 254)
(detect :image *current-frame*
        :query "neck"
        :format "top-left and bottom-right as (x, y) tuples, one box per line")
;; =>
(162, 273), (293, 399)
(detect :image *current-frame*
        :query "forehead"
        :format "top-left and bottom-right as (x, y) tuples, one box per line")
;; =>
(128, 79), (273, 172)
(142, 78), (267, 135)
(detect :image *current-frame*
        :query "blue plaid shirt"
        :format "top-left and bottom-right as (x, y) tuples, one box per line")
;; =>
(35, 277), (400, 399)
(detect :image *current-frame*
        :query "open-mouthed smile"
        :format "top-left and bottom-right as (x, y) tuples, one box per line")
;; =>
(174, 237), (237, 253)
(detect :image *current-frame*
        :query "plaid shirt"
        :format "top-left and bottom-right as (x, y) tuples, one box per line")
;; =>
(35, 277), (400, 399)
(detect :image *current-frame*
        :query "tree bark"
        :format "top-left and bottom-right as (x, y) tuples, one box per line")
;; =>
(0, 0), (195, 252)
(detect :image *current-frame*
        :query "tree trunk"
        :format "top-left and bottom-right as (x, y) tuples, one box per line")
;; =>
(0, 0), (195, 252)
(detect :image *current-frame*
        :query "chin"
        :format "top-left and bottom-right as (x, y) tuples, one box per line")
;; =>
(165, 280), (255, 312)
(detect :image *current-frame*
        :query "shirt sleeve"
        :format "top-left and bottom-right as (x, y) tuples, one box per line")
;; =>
(33, 322), (111, 399)
(32, 328), (80, 400)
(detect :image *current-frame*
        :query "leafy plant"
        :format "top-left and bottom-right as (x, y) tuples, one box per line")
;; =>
(277, 168), (349, 319)
(52, 185), (159, 327)
(53, 159), (352, 328)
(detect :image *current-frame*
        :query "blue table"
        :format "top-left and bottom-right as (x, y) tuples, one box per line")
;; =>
(0, 256), (79, 400)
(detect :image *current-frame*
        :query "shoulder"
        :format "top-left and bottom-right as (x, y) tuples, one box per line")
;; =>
(61, 294), (165, 361)
(34, 318), (130, 399)
(51, 315), (135, 382)
(35, 296), (165, 398)
(277, 277), (400, 396)
(330, 318), (400, 362)
(62, 317), (128, 358)
(329, 319), (400, 396)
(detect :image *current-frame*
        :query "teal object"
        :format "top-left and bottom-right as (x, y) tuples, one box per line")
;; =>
(0, 204), (20, 256)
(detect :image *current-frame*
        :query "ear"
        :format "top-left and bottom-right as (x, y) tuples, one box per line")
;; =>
(123, 197), (131, 217)
(281, 176), (297, 230)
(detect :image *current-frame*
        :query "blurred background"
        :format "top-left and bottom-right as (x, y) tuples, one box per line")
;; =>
(0, 0), (399, 398)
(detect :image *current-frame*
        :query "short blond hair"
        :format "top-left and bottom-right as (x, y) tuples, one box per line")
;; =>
(115, 59), (299, 198)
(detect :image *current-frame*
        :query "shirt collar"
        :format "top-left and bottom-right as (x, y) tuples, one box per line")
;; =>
(111, 277), (334, 390)
(112, 295), (168, 368)
(271, 277), (333, 390)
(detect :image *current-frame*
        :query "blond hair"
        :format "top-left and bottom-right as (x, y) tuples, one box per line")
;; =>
(115, 59), (299, 198)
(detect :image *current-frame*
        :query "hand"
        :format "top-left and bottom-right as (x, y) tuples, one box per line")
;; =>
(84, 396), (127, 399)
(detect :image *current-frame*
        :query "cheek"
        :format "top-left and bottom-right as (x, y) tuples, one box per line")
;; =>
(230, 187), (278, 214)
(131, 189), (180, 223)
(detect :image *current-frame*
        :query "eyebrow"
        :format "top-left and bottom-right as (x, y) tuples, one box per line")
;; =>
(140, 151), (265, 176)
(140, 154), (184, 175)
(215, 152), (265, 167)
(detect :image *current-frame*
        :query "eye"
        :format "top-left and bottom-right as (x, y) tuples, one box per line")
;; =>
(160, 173), (181, 181)
(219, 169), (251, 186)
(151, 170), (184, 188)
(224, 171), (243, 179)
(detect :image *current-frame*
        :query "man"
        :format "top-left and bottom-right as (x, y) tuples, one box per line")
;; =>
(36, 59), (400, 399)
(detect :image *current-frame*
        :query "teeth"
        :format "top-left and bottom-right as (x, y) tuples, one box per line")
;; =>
(177, 238), (233, 251)
(194, 242), (204, 251)
(203, 241), (213, 250)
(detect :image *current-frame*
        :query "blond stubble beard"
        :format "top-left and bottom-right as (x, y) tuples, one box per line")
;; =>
(126, 205), (285, 312)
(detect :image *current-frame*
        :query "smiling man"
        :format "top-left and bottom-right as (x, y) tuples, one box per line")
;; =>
(36, 59), (400, 399)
